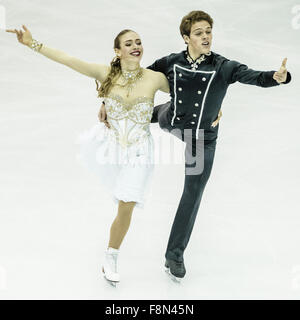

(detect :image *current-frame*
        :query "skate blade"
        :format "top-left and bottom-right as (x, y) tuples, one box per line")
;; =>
(102, 267), (119, 287)
(164, 267), (181, 283)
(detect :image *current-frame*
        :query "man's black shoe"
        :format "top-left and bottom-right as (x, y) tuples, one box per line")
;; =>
(165, 259), (186, 278)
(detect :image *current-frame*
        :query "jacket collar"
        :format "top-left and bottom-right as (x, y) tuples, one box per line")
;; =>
(185, 48), (212, 70)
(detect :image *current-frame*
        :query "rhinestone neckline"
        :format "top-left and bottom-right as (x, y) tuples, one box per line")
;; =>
(118, 67), (144, 97)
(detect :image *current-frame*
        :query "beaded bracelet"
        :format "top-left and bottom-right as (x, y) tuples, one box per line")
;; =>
(29, 39), (43, 52)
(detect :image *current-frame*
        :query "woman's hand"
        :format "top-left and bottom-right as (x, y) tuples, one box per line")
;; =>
(6, 24), (33, 47)
(211, 109), (222, 127)
(273, 58), (288, 84)
(98, 102), (110, 129)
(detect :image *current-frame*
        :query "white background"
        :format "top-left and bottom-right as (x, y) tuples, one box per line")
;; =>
(0, 0), (299, 299)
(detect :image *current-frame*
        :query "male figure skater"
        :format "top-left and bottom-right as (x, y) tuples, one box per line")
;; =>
(99, 10), (291, 281)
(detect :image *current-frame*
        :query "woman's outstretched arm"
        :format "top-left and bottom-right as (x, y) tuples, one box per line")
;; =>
(6, 25), (109, 82)
(38, 45), (109, 81)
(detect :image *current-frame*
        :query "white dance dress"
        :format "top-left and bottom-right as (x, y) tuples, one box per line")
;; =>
(75, 93), (155, 208)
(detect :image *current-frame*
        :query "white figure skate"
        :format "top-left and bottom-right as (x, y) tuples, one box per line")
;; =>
(102, 247), (120, 287)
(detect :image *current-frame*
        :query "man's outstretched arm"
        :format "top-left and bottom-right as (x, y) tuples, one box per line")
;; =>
(226, 57), (291, 87)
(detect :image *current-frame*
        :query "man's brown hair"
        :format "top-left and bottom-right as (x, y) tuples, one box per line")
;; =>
(180, 10), (214, 39)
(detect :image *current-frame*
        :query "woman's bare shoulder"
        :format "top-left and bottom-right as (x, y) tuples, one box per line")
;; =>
(142, 68), (165, 79)
(142, 68), (169, 93)
(143, 68), (158, 75)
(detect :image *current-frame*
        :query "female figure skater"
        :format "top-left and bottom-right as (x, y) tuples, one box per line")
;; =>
(6, 25), (169, 286)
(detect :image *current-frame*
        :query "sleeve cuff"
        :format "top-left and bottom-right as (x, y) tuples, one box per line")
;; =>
(269, 71), (292, 86)
(263, 71), (281, 87)
(282, 71), (292, 84)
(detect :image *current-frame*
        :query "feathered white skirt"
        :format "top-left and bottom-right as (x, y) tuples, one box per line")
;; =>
(75, 122), (155, 208)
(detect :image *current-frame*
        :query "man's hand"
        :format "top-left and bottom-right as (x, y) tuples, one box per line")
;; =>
(273, 58), (288, 84)
(211, 109), (222, 128)
(98, 102), (110, 129)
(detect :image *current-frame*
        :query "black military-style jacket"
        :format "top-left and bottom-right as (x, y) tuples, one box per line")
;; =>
(147, 50), (291, 139)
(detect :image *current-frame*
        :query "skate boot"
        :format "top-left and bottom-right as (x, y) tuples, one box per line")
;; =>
(102, 247), (120, 287)
(164, 258), (186, 283)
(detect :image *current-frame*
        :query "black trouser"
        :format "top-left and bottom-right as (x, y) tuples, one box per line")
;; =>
(151, 102), (219, 262)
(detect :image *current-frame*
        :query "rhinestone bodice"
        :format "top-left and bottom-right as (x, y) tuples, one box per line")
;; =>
(103, 93), (154, 148)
